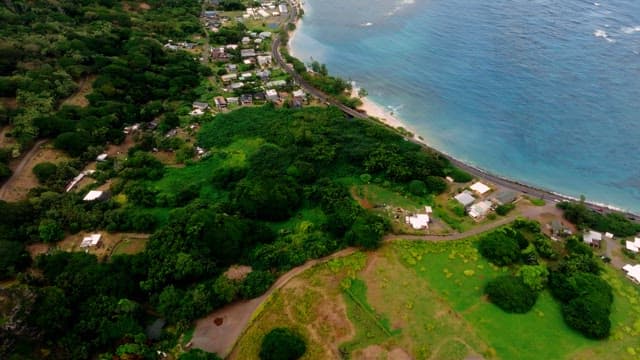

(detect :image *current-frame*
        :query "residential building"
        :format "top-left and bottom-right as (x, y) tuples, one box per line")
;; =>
(83, 190), (106, 202)
(80, 233), (102, 249)
(240, 94), (253, 105)
(583, 230), (602, 247)
(468, 200), (492, 219)
(470, 181), (491, 195)
(454, 190), (475, 207)
(266, 89), (279, 101)
(214, 96), (227, 109)
(406, 214), (430, 230)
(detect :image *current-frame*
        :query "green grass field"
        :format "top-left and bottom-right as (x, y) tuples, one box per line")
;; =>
(234, 238), (640, 360)
(153, 138), (265, 201)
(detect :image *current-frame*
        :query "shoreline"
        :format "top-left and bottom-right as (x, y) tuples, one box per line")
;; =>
(283, 0), (638, 218)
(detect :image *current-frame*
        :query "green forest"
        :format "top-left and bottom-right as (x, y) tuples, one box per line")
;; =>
(0, 1), (459, 358)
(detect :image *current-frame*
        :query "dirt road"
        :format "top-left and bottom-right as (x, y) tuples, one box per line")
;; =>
(191, 247), (358, 357)
(0, 139), (46, 201)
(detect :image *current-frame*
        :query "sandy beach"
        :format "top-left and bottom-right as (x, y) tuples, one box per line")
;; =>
(358, 95), (417, 135)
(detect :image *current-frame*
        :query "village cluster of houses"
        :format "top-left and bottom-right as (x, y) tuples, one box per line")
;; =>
(403, 181), (517, 230)
(187, 35), (306, 113)
(453, 182), (517, 220)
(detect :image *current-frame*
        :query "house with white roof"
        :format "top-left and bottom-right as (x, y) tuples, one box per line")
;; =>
(626, 238), (640, 253)
(623, 264), (640, 284)
(470, 181), (491, 195)
(83, 190), (106, 201)
(80, 233), (102, 249)
(583, 230), (602, 247)
(265, 89), (279, 102)
(406, 214), (430, 230)
(454, 190), (475, 208)
(468, 200), (492, 219)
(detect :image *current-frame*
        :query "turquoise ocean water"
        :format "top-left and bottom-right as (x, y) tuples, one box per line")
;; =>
(291, 0), (640, 212)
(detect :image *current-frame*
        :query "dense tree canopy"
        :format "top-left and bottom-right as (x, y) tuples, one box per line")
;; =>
(260, 327), (307, 360)
(485, 275), (538, 313)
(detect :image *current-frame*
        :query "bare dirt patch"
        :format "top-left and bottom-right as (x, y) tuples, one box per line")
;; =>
(62, 75), (96, 108)
(351, 187), (373, 209)
(139, 2), (151, 10)
(0, 144), (67, 202)
(0, 125), (17, 148)
(26, 243), (50, 258)
(224, 265), (252, 281)
(52, 232), (149, 261)
(0, 97), (17, 109)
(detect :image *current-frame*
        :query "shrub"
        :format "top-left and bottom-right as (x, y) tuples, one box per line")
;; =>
(240, 270), (276, 299)
(562, 295), (611, 339)
(0, 162), (11, 180)
(478, 230), (521, 266)
(408, 179), (427, 196)
(260, 327), (306, 360)
(447, 167), (473, 183)
(495, 203), (515, 216)
(485, 275), (537, 313)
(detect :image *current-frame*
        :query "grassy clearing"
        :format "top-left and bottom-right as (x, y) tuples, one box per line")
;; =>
(153, 138), (264, 200)
(111, 235), (149, 256)
(394, 240), (640, 360)
(528, 197), (546, 206)
(235, 237), (640, 360)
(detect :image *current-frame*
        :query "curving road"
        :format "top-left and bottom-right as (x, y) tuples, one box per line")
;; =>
(273, 0), (640, 221)
(0, 139), (46, 201)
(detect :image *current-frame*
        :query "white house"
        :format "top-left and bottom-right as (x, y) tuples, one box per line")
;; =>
(266, 89), (279, 101)
(468, 200), (492, 219)
(83, 190), (105, 201)
(454, 190), (475, 207)
(406, 214), (430, 230)
(96, 153), (108, 162)
(626, 238), (640, 253)
(80, 233), (102, 249)
(583, 230), (602, 247)
(278, 4), (288, 13)
(470, 181), (491, 195)
(623, 264), (640, 284)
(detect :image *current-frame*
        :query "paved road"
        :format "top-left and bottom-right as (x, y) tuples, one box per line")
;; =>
(0, 139), (46, 201)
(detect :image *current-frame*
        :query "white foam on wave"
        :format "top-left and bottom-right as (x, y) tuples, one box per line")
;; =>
(386, 0), (416, 16)
(594, 29), (615, 42)
(622, 26), (640, 34)
(360, 22), (374, 27)
(593, 2), (600, 6)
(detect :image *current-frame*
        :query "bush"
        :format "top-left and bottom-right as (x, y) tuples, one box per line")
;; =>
(408, 179), (427, 196)
(447, 167), (473, 183)
(33, 162), (58, 184)
(562, 295), (611, 339)
(240, 270), (276, 299)
(260, 328), (306, 360)
(495, 203), (515, 216)
(485, 275), (537, 313)
(478, 229), (521, 266)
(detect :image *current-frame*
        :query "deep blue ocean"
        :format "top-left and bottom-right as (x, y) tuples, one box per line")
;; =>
(291, 0), (640, 212)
